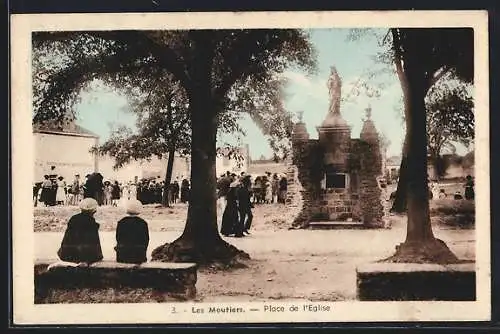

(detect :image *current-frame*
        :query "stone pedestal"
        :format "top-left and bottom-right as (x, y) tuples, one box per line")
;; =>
(356, 262), (476, 301)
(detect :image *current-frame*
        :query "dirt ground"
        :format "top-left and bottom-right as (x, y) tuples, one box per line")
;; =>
(33, 198), (475, 302)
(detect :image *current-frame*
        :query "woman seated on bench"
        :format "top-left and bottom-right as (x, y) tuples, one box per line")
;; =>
(114, 199), (150, 264)
(57, 198), (103, 265)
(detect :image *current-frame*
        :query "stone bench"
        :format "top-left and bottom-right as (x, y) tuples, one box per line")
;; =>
(356, 262), (476, 301)
(35, 259), (197, 304)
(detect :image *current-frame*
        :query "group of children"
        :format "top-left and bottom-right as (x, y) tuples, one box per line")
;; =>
(57, 198), (149, 265)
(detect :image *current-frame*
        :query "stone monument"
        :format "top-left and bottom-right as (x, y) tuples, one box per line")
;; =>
(291, 66), (384, 228)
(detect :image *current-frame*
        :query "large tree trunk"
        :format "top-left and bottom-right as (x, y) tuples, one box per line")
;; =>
(161, 145), (176, 207)
(152, 34), (249, 266)
(387, 65), (458, 264)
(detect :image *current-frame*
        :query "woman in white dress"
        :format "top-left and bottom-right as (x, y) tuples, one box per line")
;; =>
(56, 176), (67, 205)
(264, 180), (273, 204)
(129, 182), (137, 200)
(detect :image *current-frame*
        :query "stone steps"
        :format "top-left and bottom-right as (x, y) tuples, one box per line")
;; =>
(308, 221), (365, 230)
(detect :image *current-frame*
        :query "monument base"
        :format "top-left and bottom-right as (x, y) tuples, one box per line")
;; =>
(356, 262), (475, 301)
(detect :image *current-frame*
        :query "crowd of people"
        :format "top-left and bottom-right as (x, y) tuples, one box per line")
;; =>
(33, 167), (192, 208)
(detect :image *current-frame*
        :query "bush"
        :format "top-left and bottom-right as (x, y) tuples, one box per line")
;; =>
(430, 199), (475, 216)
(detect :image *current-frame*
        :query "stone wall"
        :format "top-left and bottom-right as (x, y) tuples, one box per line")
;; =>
(285, 164), (306, 228)
(290, 138), (362, 225)
(291, 139), (324, 226)
(320, 188), (359, 221)
(354, 139), (384, 228)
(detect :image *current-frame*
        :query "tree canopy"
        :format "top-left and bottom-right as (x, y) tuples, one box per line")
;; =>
(426, 75), (474, 161)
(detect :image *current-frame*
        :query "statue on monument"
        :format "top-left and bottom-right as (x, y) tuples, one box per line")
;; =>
(327, 66), (342, 114)
(296, 110), (304, 123)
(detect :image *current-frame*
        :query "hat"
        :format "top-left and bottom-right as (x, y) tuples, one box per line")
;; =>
(126, 199), (143, 215)
(79, 198), (98, 212)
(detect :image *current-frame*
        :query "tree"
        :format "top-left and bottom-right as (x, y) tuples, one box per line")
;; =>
(94, 70), (191, 206)
(345, 30), (474, 217)
(426, 77), (474, 180)
(33, 29), (316, 265)
(390, 77), (474, 211)
(387, 28), (473, 263)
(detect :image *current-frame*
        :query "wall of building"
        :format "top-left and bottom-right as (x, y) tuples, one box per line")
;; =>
(97, 155), (191, 183)
(247, 161), (288, 176)
(215, 145), (250, 176)
(34, 132), (98, 182)
(34, 131), (249, 184)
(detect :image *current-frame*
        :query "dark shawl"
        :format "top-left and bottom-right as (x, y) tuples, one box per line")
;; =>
(57, 212), (103, 264)
(114, 216), (149, 264)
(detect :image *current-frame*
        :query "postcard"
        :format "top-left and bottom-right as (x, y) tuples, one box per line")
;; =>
(11, 10), (490, 324)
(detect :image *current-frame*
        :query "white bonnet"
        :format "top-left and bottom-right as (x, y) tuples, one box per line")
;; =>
(79, 198), (98, 212)
(126, 199), (143, 215)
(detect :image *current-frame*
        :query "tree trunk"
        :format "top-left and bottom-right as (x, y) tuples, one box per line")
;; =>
(162, 145), (176, 207)
(387, 67), (458, 264)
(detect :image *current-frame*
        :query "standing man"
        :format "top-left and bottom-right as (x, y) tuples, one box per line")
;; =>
(237, 175), (254, 236)
(180, 177), (190, 203)
(278, 175), (288, 204)
(70, 174), (82, 205)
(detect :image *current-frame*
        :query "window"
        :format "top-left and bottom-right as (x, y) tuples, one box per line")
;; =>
(326, 173), (346, 188)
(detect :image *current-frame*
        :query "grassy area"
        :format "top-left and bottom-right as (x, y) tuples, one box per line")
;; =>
(430, 199), (475, 229)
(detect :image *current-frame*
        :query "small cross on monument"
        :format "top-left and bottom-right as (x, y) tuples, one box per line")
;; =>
(365, 104), (372, 120)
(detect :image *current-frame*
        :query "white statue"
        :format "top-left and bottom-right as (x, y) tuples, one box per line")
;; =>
(327, 66), (342, 114)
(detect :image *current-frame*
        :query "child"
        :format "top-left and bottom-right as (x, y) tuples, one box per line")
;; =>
(114, 199), (150, 264)
(57, 198), (103, 264)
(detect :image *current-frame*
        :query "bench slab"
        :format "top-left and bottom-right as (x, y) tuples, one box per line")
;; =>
(356, 262), (476, 301)
(35, 260), (197, 303)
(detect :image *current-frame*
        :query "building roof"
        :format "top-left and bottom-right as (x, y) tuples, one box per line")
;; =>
(33, 122), (99, 138)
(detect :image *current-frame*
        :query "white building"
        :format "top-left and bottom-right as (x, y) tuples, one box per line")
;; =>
(34, 123), (250, 183)
(33, 124), (99, 182)
(215, 145), (250, 176)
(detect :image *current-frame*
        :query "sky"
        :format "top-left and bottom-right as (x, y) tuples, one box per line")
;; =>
(74, 29), (467, 160)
